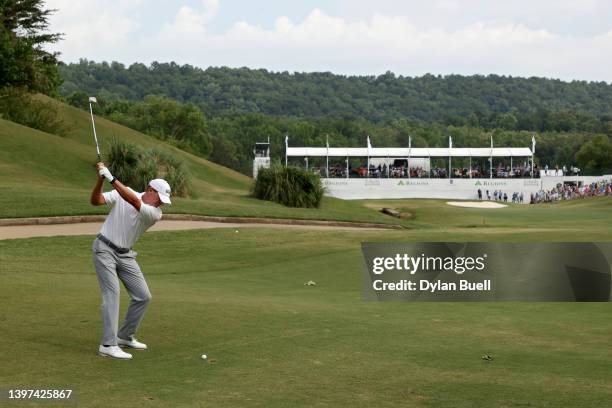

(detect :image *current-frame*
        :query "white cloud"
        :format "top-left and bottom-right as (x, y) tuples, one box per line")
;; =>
(45, 1), (612, 82)
(200, 0), (219, 18)
(45, 0), (140, 61)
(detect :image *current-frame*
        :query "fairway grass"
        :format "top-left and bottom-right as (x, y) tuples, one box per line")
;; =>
(2, 227), (612, 407)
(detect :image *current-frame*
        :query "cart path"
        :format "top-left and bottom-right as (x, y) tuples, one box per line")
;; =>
(0, 219), (392, 240)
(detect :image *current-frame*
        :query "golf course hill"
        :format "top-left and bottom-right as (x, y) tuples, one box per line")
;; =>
(0, 95), (396, 225)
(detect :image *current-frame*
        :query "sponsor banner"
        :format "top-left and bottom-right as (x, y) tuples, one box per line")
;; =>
(362, 243), (612, 301)
(397, 180), (430, 186)
(323, 180), (350, 186)
(473, 180), (510, 187)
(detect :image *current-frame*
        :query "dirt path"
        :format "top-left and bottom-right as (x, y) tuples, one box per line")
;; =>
(0, 219), (390, 240)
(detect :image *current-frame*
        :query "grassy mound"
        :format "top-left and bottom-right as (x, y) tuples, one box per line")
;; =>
(0, 96), (397, 225)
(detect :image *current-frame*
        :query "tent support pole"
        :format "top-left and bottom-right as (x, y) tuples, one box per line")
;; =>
(346, 156), (349, 179)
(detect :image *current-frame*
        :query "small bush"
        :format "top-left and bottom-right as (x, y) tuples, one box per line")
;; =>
(142, 148), (190, 197)
(252, 164), (324, 208)
(106, 138), (191, 197)
(106, 137), (141, 186)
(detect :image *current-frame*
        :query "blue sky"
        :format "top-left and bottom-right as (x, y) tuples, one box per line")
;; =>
(46, 0), (612, 82)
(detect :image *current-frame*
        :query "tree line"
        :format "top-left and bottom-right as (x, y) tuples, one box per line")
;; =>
(59, 60), (612, 133)
(65, 92), (612, 176)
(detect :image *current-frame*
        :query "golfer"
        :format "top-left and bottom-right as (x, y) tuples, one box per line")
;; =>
(90, 162), (171, 359)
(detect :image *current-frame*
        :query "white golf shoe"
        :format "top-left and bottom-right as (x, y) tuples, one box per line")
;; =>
(98, 345), (132, 360)
(118, 337), (148, 350)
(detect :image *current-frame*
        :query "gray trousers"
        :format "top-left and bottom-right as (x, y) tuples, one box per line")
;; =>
(92, 237), (152, 346)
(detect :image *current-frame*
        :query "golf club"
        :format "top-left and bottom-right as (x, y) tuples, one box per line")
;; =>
(88, 96), (101, 162)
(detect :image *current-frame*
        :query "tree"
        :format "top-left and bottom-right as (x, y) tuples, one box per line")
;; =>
(0, 0), (62, 94)
(576, 135), (612, 175)
(103, 95), (213, 157)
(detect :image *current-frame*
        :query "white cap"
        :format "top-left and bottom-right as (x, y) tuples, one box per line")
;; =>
(89, 96), (97, 103)
(149, 179), (171, 204)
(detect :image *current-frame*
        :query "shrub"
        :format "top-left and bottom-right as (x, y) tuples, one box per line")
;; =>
(252, 164), (324, 208)
(106, 138), (191, 197)
(106, 137), (141, 186)
(141, 148), (190, 197)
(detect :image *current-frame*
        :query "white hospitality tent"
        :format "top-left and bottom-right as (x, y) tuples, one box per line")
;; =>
(284, 136), (535, 179)
(286, 147), (533, 158)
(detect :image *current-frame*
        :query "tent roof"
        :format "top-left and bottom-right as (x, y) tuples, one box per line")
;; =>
(286, 147), (533, 157)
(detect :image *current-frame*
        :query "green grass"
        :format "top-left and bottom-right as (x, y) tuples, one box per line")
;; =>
(360, 197), (612, 239)
(0, 99), (394, 224)
(2, 227), (612, 407)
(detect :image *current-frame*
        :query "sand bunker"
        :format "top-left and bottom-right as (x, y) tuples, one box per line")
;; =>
(446, 201), (507, 209)
(0, 220), (389, 240)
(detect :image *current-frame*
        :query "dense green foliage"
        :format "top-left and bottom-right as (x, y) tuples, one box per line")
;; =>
(253, 164), (324, 208)
(0, 1), (64, 134)
(0, 0), (62, 94)
(106, 138), (190, 196)
(576, 135), (612, 175)
(59, 60), (612, 129)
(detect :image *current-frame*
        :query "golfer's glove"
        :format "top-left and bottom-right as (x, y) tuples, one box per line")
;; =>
(98, 166), (115, 183)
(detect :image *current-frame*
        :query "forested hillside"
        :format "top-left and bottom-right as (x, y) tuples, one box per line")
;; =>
(59, 60), (612, 130)
(58, 60), (612, 177)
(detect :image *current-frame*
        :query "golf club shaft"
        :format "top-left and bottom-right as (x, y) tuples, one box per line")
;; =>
(89, 102), (101, 162)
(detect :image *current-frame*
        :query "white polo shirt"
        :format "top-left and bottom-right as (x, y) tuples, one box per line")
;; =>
(99, 188), (162, 248)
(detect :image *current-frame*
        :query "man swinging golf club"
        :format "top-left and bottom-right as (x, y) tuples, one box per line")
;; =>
(90, 162), (171, 359)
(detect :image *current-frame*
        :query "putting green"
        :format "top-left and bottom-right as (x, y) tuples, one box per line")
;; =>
(1, 227), (612, 407)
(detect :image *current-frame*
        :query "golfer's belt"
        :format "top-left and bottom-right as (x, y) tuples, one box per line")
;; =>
(96, 234), (131, 254)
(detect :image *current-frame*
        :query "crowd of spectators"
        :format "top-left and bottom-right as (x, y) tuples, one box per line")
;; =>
(478, 189), (525, 203)
(530, 179), (611, 204)
(318, 163), (538, 179)
(492, 164), (534, 178)
(476, 180), (611, 205)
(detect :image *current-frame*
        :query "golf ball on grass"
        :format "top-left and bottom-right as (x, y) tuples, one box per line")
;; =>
(201, 354), (207, 360)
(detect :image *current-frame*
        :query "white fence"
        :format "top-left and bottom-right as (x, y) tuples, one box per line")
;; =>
(322, 176), (609, 203)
